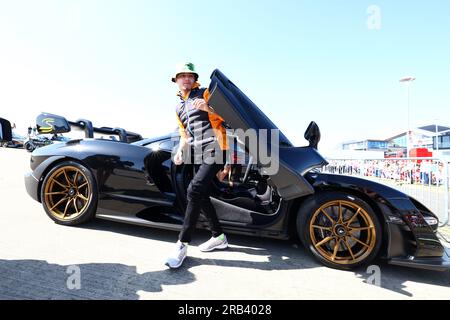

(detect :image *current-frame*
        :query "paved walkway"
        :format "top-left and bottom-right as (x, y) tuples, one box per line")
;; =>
(1, 148), (450, 299)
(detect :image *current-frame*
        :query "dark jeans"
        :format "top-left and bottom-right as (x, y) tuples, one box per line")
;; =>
(178, 160), (224, 243)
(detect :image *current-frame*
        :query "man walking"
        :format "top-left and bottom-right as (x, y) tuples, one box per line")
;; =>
(165, 62), (230, 269)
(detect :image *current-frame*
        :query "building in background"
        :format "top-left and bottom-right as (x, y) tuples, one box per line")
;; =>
(338, 123), (450, 158)
(342, 139), (388, 152)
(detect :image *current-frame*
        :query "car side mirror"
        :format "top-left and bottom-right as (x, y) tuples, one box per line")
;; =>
(304, 121), (321, 149)
(36, 113), (71, 134)
(0, 118), (13, 142)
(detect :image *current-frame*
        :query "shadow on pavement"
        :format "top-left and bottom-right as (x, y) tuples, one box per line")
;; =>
(0, 258), (196, 299)
(86, 219), (450, 298)
(353, 259), (450, 297)
(2, 218), (449, 299)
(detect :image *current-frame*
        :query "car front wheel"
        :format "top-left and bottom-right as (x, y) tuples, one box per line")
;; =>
(297, 191), (382, 270)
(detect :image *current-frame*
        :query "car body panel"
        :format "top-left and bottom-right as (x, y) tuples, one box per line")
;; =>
(305, 172), (446, 266)
(208, 69), (327, 200)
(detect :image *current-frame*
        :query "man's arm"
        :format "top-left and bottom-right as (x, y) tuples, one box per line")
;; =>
(177, 135), (188, 153)
(175, 112), (188, 152)
(174, 112), (189, 165)
(192, 89), (223, 119)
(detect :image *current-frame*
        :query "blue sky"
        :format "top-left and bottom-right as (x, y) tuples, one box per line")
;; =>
(1, 0), (449, 152)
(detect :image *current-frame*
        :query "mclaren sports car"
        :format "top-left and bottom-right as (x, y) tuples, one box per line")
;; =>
(24, 70), (450, 271)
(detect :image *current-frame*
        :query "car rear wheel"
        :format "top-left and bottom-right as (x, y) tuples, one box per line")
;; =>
(297, 191), (382, 270)
(41, 161), (98, 226)
(25, 141), (35, 152)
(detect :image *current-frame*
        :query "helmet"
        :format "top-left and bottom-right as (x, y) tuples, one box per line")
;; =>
(171, 62), (199, 83)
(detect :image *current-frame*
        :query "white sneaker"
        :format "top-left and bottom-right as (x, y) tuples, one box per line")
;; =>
(198, 234), (228, 252)
(165, 241), (188, 269)
(256, 185), (272, 205)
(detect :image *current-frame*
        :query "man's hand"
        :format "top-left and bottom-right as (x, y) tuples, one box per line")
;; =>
(192, 99), (210, 112)
(174, 149), (184, 165)
(216, 165), (231, 182)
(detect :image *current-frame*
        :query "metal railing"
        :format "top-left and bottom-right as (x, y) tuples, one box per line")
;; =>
(322, 158), (450, 226)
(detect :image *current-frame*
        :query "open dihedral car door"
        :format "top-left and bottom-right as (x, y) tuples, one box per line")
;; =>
(208, 69), (325, 200)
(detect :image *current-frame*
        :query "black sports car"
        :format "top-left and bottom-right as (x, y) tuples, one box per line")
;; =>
(24, 70), (449, 271)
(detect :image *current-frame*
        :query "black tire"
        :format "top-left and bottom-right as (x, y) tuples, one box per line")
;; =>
(297, 191), (382, 270)
(25, 141), (34, 152)
(40, 161), (98, 226)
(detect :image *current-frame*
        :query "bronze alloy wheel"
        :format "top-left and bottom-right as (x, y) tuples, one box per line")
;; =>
(309, 200), (377, 265)
(43, 166), (92, 221)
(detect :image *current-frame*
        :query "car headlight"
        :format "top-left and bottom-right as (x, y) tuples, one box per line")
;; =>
(423, 216), (439, 226)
